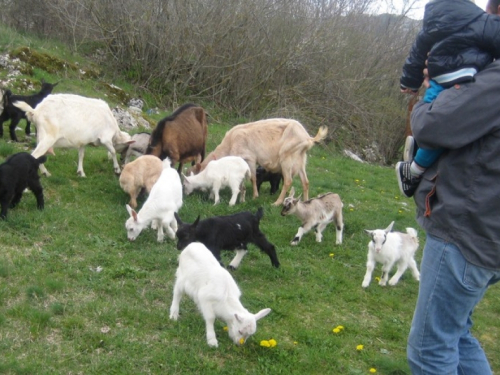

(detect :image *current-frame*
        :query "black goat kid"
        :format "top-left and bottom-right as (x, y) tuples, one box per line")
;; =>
(256, 166), (282, 195)
(0, 80), (58, 141)
(175, 207), (280, 269)
(0, 152), (46, 219)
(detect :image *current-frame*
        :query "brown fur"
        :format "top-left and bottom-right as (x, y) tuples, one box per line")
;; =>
(197, 118), (327, 205)
(147, 103), (208, 173)
(119, 155), (163, 208)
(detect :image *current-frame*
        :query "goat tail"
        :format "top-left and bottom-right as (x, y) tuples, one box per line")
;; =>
(36, 155), (48, 165)
(13, 101), (35, 122)
(162, 157), (173, 169)
(406, 227), (419, 245)
(312, 126), (328, 144)
(255, 207), (264, 221)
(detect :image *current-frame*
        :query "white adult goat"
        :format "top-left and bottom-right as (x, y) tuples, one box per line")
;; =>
(125, 158), (182, 242)
(183, 156), (250, 206)
(362, 221), (420, 288)
(14, 94), (133, 177)
(280, 187), (344, 245)
(169, 242), (271, 348)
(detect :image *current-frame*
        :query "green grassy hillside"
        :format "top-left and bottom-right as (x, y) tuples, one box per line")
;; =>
(0, 28), (499, 375)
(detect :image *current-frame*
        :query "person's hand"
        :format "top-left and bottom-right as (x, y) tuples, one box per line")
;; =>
(423, 68), (430, 88)
(400, 88), (419, 95)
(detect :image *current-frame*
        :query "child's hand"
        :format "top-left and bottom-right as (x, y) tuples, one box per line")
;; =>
(401, 88), (419, 95)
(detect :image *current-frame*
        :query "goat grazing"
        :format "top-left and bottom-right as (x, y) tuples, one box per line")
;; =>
(183, 156), (250, 206)
(281, 187), (344, 246)
(120, 132), (151, 164)
(196, 118), (327, 205)
(256, 166), (282, 195)
(146, 103), (208, 172)
(169, 242), (272, 347)
(119, 155), (163, 208)
(0, 80), (58, 141)
(125, 158), (183, 242)
(175, 207), (280, 269)
(362, 221), (420, 288)
(14, 94), (133, 177)
(0, 152), (46, 219)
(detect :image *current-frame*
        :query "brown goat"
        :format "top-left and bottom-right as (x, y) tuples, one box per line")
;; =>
(119, 155), (163, 208)
(196, 118), (328, 205)
(146, 103), (207, 173)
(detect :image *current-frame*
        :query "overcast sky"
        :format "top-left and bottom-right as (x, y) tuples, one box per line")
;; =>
(387, 0), (488, 19)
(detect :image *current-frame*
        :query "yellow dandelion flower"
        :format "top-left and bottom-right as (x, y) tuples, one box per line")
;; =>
(329, 253), (335, 257)
(239, 338), (245, 345)
(369, 368), (377, 373)
(223, 326), (228, 331)
(355, 179), (360, 183)
(260, 340), (271, 347)
(269, 339), (277, 347)
(350, 208), (354, 211)
(375, 277), (381, 282)
(294, 341), (298, 345)
(356, 344), (364, 351)
(333, 328), (341, 334)
(337, 325), (344, 331)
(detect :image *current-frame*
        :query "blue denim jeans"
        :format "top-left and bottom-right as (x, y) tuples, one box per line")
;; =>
(407, 234), (500, 374)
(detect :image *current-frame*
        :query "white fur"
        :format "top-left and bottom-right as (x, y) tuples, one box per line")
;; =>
(281, 187), (344, 246)
(169, 242), (271, 347)
(14, 94), (133, 177)
(183, 156), (250, 206)
(125, 158), (182, 242)
(362, 221), (420, 288)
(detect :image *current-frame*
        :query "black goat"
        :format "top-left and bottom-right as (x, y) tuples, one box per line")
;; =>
(174, 207), (280, 269)
(0, 80), (58, 141)
(0, 152), (46, 219)
(256, 166), (283, 195)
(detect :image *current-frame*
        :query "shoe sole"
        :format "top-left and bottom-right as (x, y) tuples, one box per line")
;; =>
(403, 135), (414, 162)
(395, 161), (410, 197)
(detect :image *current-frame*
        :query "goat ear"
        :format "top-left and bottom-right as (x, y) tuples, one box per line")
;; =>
(192, 215), (200, 227)
(235, 313), (243, 323)
(254, 308), (271, 321)
(297, 194), (302, 201)
(385, 221), (395, 233)
(364, 229), (372, 236)
(126, 204), (138, 221)
(174, 212), (183, 225)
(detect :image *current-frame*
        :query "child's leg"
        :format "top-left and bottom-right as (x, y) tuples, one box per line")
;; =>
(411, 148), (445, 177)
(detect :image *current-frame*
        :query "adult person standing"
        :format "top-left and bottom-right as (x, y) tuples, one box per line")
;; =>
(406, 1), (500, 373)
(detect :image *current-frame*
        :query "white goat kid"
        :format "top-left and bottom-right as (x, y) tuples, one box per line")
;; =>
(362, 221), (420, 288)
(169, 242), (271, 347)
(125, 158), (182, 242)
(183, 156), (250, 206)
(281, 187), (344, 246)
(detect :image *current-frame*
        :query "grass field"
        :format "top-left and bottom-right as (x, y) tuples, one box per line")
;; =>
(0, 120), (499, 375)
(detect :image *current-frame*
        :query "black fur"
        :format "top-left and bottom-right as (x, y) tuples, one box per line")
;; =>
(0, 80), (58, 141)
(0, 152), (46, 219)
(256, 166), (282, 195)
(175, 207), (280, 268)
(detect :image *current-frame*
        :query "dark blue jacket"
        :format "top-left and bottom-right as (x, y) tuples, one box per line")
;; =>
(401, 0), (500, 90)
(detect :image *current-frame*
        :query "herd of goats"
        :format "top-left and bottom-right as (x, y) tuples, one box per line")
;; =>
(0, 81), (420, 346)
